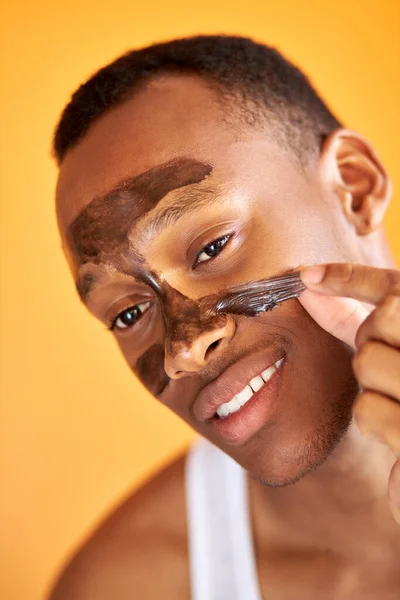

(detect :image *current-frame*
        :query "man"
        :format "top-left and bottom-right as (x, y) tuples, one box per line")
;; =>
(49, 36), (400, 599)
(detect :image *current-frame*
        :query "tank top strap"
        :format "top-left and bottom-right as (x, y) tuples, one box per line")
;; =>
(185, 437), (263, 600)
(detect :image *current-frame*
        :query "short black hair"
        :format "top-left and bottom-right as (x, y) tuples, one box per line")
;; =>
(53, 35), (342, 164)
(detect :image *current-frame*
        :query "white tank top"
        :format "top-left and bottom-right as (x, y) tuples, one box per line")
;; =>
(185, 438), (263, 600)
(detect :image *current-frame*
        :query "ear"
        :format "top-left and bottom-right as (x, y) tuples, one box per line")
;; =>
(319, 129), (392, 235)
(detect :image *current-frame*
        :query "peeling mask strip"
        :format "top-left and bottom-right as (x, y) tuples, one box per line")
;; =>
(205, 271), (306, 316)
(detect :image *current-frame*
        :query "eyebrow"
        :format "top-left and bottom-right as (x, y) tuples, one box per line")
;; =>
(68, 158), (213, 266)
(71, 158), (214, 301)
(141, 184), (222, 238)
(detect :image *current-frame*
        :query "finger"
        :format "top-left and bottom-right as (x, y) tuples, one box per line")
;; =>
(355, 295), (400, 348)
(352, 341), (400, 402)
(299, 290), (370, 348)
(300, 263), (400, 306)
(353, 391), (400, 456)
(388, 459), (400, 525)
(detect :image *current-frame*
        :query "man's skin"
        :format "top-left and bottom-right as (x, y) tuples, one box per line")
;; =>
(50, 74), (400, 599)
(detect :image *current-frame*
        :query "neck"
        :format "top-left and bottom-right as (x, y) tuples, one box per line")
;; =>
(249, 422), (398, 561)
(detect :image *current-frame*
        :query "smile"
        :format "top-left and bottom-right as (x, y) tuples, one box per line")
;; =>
(216, 358), (284, 418)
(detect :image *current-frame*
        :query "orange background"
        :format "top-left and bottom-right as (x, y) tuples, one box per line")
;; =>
(0, 2), (399, 599)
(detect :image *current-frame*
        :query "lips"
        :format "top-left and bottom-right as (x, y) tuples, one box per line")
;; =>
(192, 349), (285, 423)
(216, 357), (284, 418)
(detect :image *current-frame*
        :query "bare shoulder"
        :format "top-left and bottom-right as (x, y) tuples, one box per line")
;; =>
(47, 451), (191, 600)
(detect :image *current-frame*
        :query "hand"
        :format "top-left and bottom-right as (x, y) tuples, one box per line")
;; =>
(299, 262), (400, 524)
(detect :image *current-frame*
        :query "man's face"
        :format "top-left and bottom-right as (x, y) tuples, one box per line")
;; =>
(57, 75), (360, 485)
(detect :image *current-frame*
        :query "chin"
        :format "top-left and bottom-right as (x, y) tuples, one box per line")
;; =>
(230, 375), (358, 488)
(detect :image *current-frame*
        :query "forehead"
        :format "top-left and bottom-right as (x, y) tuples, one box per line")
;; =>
(56, 75), (291, 230)
(56, 75), (234, 226)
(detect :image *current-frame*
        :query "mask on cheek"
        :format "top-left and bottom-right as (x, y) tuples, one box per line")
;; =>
(131, 270), (304, 398)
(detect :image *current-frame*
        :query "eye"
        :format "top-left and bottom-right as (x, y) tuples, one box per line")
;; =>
(194, 235), (231, 268)
(110, 302), (151, 331)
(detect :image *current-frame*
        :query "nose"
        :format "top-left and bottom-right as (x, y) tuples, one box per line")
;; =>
(164, 318), (235, 379)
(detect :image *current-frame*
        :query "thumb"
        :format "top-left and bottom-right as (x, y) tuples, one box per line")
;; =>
(299, 289), (370, 348)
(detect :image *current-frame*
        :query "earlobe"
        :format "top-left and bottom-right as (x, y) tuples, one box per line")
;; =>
(321, 129), (392, 235)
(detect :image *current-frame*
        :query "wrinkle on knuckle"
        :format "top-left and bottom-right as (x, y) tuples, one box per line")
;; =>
(338, 263), (355, 284)
(380, 294), (400, 316)
(374, 296), (400, 344)
(324, 263), (353, 287)
(352, 342), (373, 379)
(354, 316), (371, 348)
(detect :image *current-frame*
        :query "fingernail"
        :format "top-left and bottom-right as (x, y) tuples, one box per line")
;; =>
(301, 265), (326, 285)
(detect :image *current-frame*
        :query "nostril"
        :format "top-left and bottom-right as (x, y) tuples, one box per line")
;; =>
(205, 338), (222, 361)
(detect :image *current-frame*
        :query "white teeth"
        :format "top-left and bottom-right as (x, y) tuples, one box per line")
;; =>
(217, 385), (254, 418)
(216, 358), (284, 419)
(236, 385), (253, 405)
(249, 375), (264, 393)
(261, 365), (277, 383)
(216, 403), (230, 418)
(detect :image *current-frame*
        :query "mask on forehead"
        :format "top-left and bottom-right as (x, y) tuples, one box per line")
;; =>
(67, 159), (213, 269)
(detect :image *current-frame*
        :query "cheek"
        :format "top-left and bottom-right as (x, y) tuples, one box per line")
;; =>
(132, 343), (169, 397)
(116, 311), (169, 398)
(251, 197), (349, 275)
